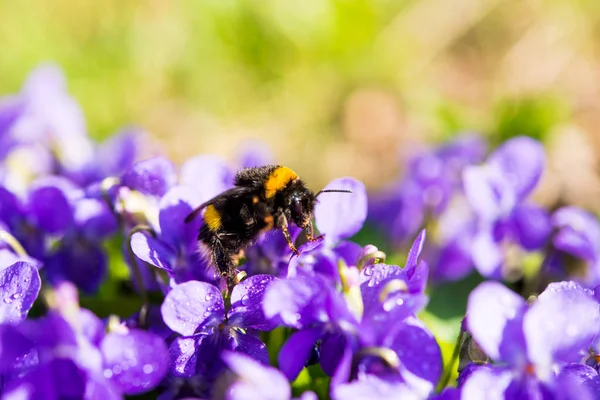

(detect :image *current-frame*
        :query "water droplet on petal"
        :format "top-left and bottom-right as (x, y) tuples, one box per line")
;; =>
(240, 294), (250, 306)
(143, 363), (154, 374)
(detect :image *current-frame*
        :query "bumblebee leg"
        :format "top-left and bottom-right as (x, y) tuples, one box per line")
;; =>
(276, 212), (299, 256)
(304, 220), (323, 242)
(211, 239), (238, 287)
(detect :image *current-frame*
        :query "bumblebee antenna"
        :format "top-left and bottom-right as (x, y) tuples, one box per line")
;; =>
(316, 189), (353, 197)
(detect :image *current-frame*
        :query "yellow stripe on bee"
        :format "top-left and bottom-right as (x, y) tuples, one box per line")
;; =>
(264, 166), (298, 198)
(204, 205), (222, 231)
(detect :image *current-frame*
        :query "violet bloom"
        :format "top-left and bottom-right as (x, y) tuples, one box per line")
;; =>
(26, 176), (119, 293)
(220, 351), (318, 400)
(462, 280), (600, 398)
(368, 134), (486, 247)
(264, 232), (442, 398)
(125, 155), (237, 287)
(0, 64), (142, 192)
(286, 177), (367, 281)
(549, 206), (600, 287)
(161, 274), (277, 393)
(463, 136), (552, 279)
(0, 282), (169, 399)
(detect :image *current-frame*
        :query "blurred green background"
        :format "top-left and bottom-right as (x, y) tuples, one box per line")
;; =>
(3, 0), (600, 206)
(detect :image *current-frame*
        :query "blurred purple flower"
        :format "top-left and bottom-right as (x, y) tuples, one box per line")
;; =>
(0, 282), (168, 398)
(463, 136), (551, 279)
(220, 351), (297, 400)
(369, 134), (486, 247)
(548, 206), (600, 287)
(463, 280), (599, 398)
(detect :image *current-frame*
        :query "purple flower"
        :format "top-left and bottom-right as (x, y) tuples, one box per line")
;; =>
(161, 274), (276, 386)
(287, 177), (367, 281)
(130, 185), (213, 286)
(332, 374), (420, 400)
(220, 351), (293, 400)
(0, 65), (144, 192)
(124, 155), (236, 288)
(463, 280), (600, 398)
(0, 282), (169, 398)
(463, 136), (551, 279)
(27, 177), (118, 293)
(369, 134), (487, 247)
(549, 206), (600, 287)
(264, 232), (442, 397)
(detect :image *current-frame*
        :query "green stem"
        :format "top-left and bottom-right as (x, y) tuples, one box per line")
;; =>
(0, 230), (28, 257)
(438, 328), (464, 390)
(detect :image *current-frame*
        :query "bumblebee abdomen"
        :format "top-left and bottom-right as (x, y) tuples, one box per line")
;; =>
(203, 204), (222, 232)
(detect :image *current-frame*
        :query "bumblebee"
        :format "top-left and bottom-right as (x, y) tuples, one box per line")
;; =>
(185, 165), (351, 287)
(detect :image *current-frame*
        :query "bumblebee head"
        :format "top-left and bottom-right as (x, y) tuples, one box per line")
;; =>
(285, 180), (317, 228)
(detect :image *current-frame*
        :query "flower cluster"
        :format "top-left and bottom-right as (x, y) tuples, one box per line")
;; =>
(0, 65), (598, 400)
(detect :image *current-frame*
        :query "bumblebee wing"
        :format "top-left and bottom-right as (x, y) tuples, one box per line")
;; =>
(184, 186), (254, 223)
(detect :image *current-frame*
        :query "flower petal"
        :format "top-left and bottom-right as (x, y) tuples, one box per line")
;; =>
(552, 206), (600, 264)
(512, 204), (551, 250)
(121, 156), (177, 197)
(471, 229), (503, 279)
(161, 281), (224, 336)
(101, 329), (169, 395)
(73, 197), (118, 240)
(263, 275), (325, 329)
(405, 230), (426, 269)
(384, 317), (442, 394)
(0, 324), (33, 372)
(315, 178), (367, 243)
(27, 184), (73, 234)
(223, 351), (290, 400)
(44, 241), (108, 294)
(236, 140), (274, 169)
(488, 136), (545, 201)
(332, 376), (420, 400)
(158, 185), (202, 250)
(278, 327), (322, 381)
(130, 231), (175, 272)
(463, 165), (502, 221)
(168, 336), (199, 377)
(179, 155), (234, 205)
(524, 282), (600, 365)
(466, 281), (526, 362)
(97, 127), (142, 177)
(232, 333), (270, 366)
(0, 261), (41, 323)
(229, 274), (277, 330)
(460, 367), (513, 400)
(320, 332), (347, 377)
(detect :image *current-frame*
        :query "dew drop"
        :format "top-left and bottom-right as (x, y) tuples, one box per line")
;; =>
(112, 365), (122, 375)
(240, 294), (250, 306)
(143, 363), (154, 374)
(103, 369), (113, 379)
